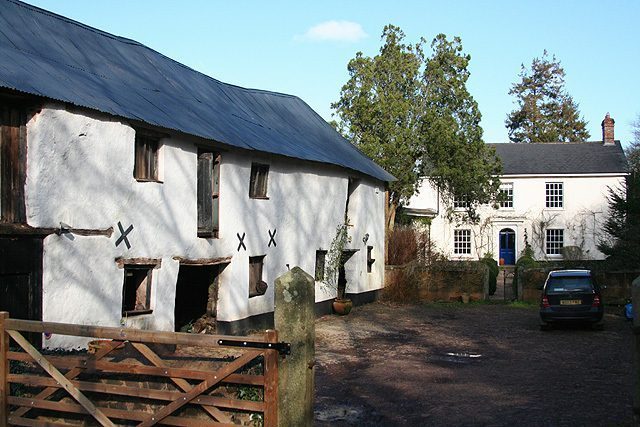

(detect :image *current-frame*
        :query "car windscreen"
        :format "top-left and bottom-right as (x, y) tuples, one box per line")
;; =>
(546, 276), (594, 294)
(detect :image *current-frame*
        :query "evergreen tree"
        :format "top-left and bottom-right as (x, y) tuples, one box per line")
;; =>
(506, 51), (590, 143)
(421, 34), (501, 218)
(332, 27), (500, 227)
(626, 114), (640, 174)
(598, 173), (640, 268)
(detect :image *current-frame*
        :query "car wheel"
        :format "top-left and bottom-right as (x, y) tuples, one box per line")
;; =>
(591, 322), (604, 331)
(540, 322), (551, 331)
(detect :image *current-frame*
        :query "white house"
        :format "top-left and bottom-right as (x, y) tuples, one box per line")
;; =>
(405, 114), (628, 264)
(0, 1), (393, 348)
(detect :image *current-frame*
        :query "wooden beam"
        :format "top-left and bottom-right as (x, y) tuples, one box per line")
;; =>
(7, 397), (231, 427)
(0, 312), (9, 427)
(6, 330), (115, 427)
(172, 256), (232, 266)
(7, 374), (264, 412)
(8, 352), (265, 385)
(115, 257), (162, 269)
(5, 318), (269, 346)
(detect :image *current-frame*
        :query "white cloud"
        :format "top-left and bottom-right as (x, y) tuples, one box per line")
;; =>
(298, 20), (367, 43)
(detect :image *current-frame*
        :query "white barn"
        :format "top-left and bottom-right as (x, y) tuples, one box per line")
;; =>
(406, 114), (628, 264)
(0, 1), (393, 348)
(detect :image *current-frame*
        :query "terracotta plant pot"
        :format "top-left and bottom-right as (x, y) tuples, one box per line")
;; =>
(332, 298), (353, 315)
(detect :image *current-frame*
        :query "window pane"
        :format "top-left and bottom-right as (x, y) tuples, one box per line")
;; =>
(545, 228), (564, 255)
(249, 163), (269, 198)
(545, 182), (563, 208)
(454, 229), (471, 255)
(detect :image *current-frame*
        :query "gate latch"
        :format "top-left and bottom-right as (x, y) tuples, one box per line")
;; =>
(217, 339), (291, 356)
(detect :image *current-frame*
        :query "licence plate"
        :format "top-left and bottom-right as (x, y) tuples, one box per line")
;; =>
(560, 299), (581, 305)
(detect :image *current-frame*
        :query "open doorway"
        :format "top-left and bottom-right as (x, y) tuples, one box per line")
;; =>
(174, 264), (225, 332)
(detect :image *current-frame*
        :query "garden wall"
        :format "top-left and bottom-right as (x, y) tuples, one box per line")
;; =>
(385, 261), (489, 303)
(517, 267), (640, 305)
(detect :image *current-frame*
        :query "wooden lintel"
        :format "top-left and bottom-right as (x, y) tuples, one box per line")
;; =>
(0, 223), (113, 237)
(172, 256), (232, 266)
(115, 258), (162, 269)
(0, 223), (56, 236)
(64, 227), (114, 237)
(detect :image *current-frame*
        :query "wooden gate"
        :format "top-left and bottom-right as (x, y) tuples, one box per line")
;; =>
(0, 312), (284, 426)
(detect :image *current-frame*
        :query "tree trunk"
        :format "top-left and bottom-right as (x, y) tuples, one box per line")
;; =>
(386, 200), (398, 232)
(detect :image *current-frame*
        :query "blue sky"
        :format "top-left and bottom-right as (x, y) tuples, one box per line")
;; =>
(26, 0), (640, 147)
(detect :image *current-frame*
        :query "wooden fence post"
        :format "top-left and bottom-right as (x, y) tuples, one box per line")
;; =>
(263, 329), (278, 427)
(0, 312), (9, 427)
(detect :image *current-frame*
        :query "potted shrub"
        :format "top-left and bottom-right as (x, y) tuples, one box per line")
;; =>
(324, 221), (353, 315)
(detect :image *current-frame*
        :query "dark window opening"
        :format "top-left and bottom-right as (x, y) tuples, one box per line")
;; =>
(174, 264), (224, 332)
(249, 255), (268, 297)
(344, 177), (360, 220)
(134, 133), (159, 181)
(367, 246), (375, 273)
(122, 266), (153, 316)
(249, 163), (269, 198)
(198, 151), (220, 238)
(315, 250), (327, 281)
(1, 104), (27, 223)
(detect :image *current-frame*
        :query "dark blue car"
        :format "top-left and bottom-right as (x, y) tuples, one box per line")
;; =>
(539, 269), (604, 330)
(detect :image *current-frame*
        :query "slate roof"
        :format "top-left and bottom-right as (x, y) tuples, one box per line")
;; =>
(0, 0), (394, 182)
(488, 141), (628, 175)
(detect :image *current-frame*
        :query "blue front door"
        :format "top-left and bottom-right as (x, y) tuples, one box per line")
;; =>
(499, 229), (516, 265)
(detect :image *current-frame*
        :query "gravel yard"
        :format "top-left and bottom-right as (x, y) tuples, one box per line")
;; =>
(314, 301), (634, 426)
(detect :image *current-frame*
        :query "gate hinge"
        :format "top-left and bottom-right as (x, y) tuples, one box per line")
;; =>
(217, 339), (291, 356)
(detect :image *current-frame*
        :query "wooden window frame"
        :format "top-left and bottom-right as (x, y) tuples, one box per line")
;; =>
(133, 130), (161, 182)
(249, 255), (268, 298)
(499, 182), (514, 209)
(453, 195), (470, 210)
(545, 182), (563, 209)
(1, 103), (28, 223)
(249, 163), (270, 199)
(122, 265), (154, 316)
(545, 228), (564, 255)
(315, 250), (327, 281)
(454, 229), (472, 255)
(198, 150), (220, 238)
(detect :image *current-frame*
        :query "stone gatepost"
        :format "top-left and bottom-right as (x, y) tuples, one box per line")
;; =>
(274, 267), (315, 427)
(632, 275), (640, 422)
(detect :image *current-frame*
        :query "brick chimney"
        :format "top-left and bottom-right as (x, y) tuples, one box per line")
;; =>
(601, 113), (615, 145)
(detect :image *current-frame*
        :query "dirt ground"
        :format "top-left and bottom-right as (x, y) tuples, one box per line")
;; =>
(314, 301), (634, 426)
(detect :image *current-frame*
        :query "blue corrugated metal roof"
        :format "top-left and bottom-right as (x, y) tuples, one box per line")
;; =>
(0, 0), (394, 182)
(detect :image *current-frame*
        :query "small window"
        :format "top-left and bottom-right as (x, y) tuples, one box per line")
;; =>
(134, 133), (160, 181)
(453, 195), (469, 210)
(367, 246), (375, 273)
(249, 255), (268, 297)
(545, 182), (563, 208)
(198, 151), (220, 238)
(315, 250), (327, 281)
(454, 229), (471, 255)
(499, 183), (513, 209)
(249, 163), (270, 198)
(122, 266), (153, 315)
(545, 229), (564, 255)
